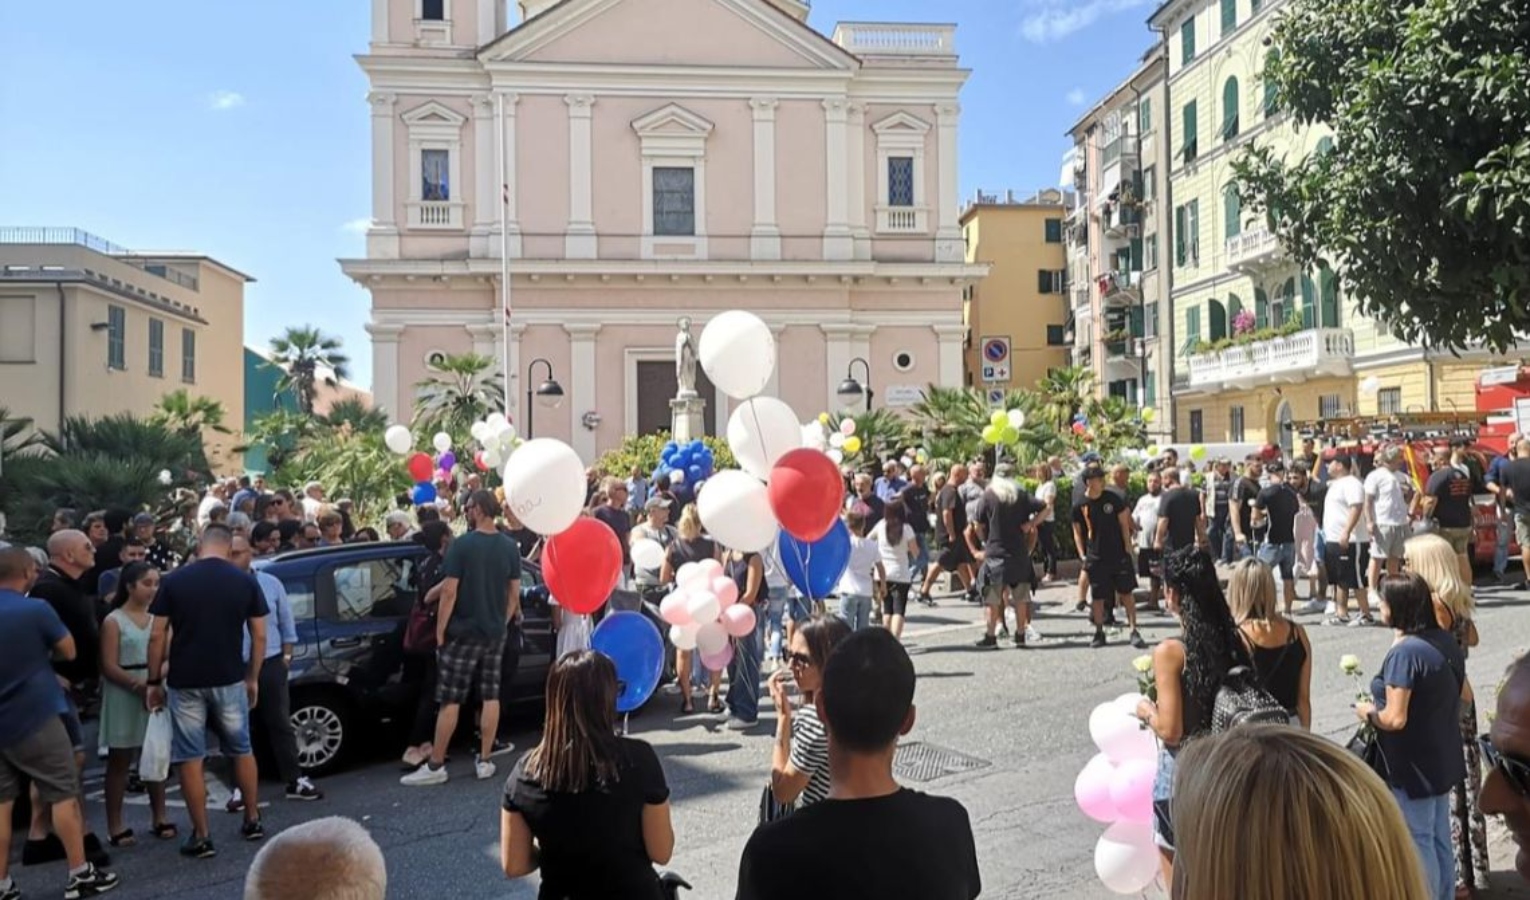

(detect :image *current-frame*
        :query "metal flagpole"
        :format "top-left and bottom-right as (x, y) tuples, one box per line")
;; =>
(496, 92), (513, 419)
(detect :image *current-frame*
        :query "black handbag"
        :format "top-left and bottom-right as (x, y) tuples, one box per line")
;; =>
(757, 783), (795, 825)
(1346, 727), (1391, 781)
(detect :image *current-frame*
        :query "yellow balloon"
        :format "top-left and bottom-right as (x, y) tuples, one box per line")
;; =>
(843, 436), (862, 455)
(818, 412), (830, 425)
(990, 411), (1007, 427)
(1190, 444), (1207, 461)
(1146, 444), (1159, 457)
(1142, 407), (1157, 423)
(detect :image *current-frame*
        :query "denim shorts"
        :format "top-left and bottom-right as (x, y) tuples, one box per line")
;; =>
(1152, 746), (1177, 851)
(168, 682), (252, 763)
(1257, 542), (1296, 582)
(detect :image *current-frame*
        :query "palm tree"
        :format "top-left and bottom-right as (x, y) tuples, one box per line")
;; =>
(268, 326), (350, 415)
(1085, 395), (1148, 456)
(317, 397), (389, 433)
(236, 408), (315, 477)
(829, 409), (913, 470)
(413, 352), (505, 444)
(909, 385), (991, 465)
(0, 406), (40, 460)
(152, 389), (230, 435)
(1037, 366), (1097, 435)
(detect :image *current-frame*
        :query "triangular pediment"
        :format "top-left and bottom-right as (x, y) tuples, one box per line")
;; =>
(632, 104), (715, 137)
(400, 101), (467, 127)
(872, 111), (931, 136)
(480, 0), (858, 70)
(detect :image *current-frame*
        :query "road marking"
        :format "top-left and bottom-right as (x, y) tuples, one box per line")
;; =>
(84, 772), (268, 811)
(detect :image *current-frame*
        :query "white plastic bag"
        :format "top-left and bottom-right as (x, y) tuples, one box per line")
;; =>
(139, 710), (172, 783)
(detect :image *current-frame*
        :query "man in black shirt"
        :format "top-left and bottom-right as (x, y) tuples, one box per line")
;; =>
(1154, 468), (1206, 554)
(1418, 447), (1477, 581)
(918, 464), (974, 605)
(901, 465), (935, 606)
(1073, 466), (1146, 649)
(968, 475), (1047, 648)
(1230, 457), (1265, 559)
(736, 630), (980, 900)
(1254, 473), (1302, 614)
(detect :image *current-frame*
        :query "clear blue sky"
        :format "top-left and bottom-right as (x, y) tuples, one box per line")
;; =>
(0, 0), (1155, 391)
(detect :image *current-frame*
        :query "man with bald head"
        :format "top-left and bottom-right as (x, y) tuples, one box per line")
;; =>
(919, 464), (976, 604)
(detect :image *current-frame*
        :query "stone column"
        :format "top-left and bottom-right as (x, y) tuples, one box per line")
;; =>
(365, 322), (405, 418)
(764, 323), (786, 399)
(933, 323), (967, 388)
(371, 0), (389, 44)
(476, 0), (499, 43)
(564, 94), (597, 259)
(368, 92), (399, 259)
(749, 97), (781, 261)
(847, 102), (871, 261)
(470, 93), (497, 256)
(821, 98), (854, 261)
(934, 102), (964, 263)
(564, 323), (601, 459)
(821, 323), (855, 413)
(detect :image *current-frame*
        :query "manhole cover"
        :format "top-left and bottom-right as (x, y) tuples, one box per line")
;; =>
(893, 741), (991, 783)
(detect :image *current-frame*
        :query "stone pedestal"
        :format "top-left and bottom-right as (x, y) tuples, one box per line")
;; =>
(671, 393), (706, 443)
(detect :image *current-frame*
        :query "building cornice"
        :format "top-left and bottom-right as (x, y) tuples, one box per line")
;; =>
(370, 306), (966, 329)
(339, 257), (990, 287)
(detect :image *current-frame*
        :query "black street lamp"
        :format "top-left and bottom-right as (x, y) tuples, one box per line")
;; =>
(836, 357), (873, 412)
(525, 358), (564, 438)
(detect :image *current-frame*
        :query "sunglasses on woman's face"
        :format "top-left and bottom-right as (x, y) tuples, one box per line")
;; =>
(1479, 735), (1530, 797)
(785, 651), (813, 668)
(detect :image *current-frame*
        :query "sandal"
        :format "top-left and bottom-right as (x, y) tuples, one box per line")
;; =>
(151, 822), (178, 840)
(108, 829), (136, 847)
(708, 696), (725, 714)
(678, 694), (695, 716)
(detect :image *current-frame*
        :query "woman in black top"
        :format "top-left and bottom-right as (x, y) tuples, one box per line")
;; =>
(501, 651), (675, 899)
(1226, 558), (1311, 727)
(1134, 547), (1252, 888)
(659, 505), (721, 715)
(402, 521), (453, 769)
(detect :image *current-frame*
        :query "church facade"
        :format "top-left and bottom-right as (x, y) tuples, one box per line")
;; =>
(341, 0), (985, 458)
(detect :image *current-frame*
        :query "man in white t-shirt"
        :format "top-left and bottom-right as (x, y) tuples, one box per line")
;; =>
(1033, 469), (1059, 583)
(1131, 471), (1163, 608)
(301, 481), (326, 523)
(1322, 456), (1373, 625)
(1363, 445), (1412, 602)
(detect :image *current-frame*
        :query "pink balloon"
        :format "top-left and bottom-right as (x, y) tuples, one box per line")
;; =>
(659, 592), (692, 626)
(1107, 758), (1156, 825)
(700, 642), (734, 673)
(711, 576), (739, 610)
(721, 603), (757, 638)
(1074, 753), (1120, 824)
(698, 558), (725, 580)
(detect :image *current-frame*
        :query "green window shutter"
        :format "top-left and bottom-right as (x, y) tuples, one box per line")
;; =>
(1228, 293), (1243, 322)
(1255, 287), (1269, 329)
(1144, 371), (1156, 406)
(1038, 270), (1050, 293)
(1129, 237), (1143, 271)
(1146, 235), (1159, 270)
(1187, 199), (1200, 262)
(1044, 218), (1063, 242)
(1224, 184), (1241, 239)
(1130, 305), (1145, 338)
(1221, 77), (1240, 140)
(1174, 206), (1186, 265)
(1182, 101), (1199, 162)
(1209, 299), (1228, 341)
(1181, 19), (1196, 63)
(1220, 0), (1236, 35)
(1320, 267), (1341, 327)
(1263, 50), (1280, 116)
(1139, 97), (1152, 133)
(1185, 305), (1202, 354)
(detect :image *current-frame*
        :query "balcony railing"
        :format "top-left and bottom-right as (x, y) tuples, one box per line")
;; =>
(1185, 327), (1354, 390)
(407, 200), (465, 230)
(1103, 204), (1140, 238)
(1225, 226), (1285, 272)
(832, 23), (956, 57)
(876, 205), (927, 234)
(1098, 269), (1141, 302)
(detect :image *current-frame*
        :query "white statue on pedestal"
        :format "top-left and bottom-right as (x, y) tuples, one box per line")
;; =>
(675, 316), (698, 398)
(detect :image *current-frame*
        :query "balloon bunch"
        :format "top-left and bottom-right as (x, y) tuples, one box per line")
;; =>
(384, 424), (450, 504)
(469, 412), (520, 471)
(1071, 411), (1092, 439)
(655, 439), (714, 488)
(981, 408), (1027, 446)
(1074, 695), (1160, 895)
(658, 559), (758, 673)
(797, 414), (865, 464)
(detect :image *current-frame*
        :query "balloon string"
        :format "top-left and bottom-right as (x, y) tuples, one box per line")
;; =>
(622, 712), (630, 737)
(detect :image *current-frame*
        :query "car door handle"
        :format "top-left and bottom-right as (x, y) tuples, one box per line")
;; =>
(329, 637), (363, 648)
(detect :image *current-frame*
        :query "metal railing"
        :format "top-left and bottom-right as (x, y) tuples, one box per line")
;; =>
(0, 227), (200, 291)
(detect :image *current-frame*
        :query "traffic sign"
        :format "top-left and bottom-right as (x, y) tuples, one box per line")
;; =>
(981, 337), (1010, 365)
(981, 363), (1010, 383)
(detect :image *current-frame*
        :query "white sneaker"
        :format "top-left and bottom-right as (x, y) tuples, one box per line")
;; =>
(400, 763), (448, 786)
(1298, 599), (1326, 615)
(1024, 625), (1042, 644)
(474, 758), (497, 781)
(1368, 589), (1383, 609)
(1324, 600), (1337, 616)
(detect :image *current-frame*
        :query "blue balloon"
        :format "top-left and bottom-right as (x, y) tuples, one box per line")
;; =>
(686, 464), (703, 482)
(411, 482), (437, 504)
(590, 611), (665, 713)
(663, 440), (678, 457)
(778, 518), (852, 601)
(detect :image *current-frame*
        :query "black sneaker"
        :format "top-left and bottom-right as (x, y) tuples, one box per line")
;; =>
(22, 834), (65, 866)
(974, 634), (998, 649)
(63, 863), (119, 899)
(1012, 632), (1025, 647)
(125, 774), (145, 795)
(241, 819), (266, 842)
(1074, 601), (1087, 612)
(1090, 629), (1107, 649)
(285, 777), (324, 801)
(82, 834), (110, 869)
(1129, 630), (1148, 649)
(485, 738), (516, 758)
(180, 835), (217, 859)
(0, 880), (20, 900)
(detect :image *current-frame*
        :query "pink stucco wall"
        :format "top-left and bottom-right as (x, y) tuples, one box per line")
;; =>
(523, 0), (821, 68)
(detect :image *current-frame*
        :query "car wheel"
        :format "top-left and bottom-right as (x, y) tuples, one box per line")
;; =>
(290, 691), (353, 776)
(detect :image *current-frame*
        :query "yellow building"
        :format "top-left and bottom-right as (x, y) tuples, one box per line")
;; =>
(0, 227), (253, 466)
(960, 190), (1072, 397)
(1149, 0), (1509, 447)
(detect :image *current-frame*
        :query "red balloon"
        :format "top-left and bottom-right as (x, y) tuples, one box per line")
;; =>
(406, 452), (434, 482)
(768, 448), (843, 542)
(474, 451), (490, 472)
(542, 517), (623, 615)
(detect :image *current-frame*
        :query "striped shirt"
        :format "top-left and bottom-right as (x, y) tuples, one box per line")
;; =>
(790, 703), (831, 807)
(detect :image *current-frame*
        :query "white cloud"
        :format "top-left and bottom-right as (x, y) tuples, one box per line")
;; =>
(208, 90), (245, 111)
(1020, 0), (1151, 43)
(1066, 88), (1088, 106)
(340, 218), (373, 234)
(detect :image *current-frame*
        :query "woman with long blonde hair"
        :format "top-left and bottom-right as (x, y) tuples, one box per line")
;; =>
(1172, 725), (1429, 900)
(1225, 558), (1311, 727)
(1406, 533), (1488, 896)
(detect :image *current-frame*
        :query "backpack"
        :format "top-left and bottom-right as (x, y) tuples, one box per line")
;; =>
(1210, 666), (1291, 732)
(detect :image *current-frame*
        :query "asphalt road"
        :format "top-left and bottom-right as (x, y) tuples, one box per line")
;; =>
(17, 576), (1530, 899)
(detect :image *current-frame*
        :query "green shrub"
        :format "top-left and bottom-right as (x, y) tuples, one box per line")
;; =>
(595, 432), (737, 479)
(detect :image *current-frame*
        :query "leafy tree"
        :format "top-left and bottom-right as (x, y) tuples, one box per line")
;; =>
(1233, 0), (1530, 351)
(413, 352), (505, 446)
(152, 389), (230, 436)
(317, 397), (389, 433)
(237, 408), (314, 479)
(268, 326), (350, 415)
(291, 426), (412, 524)
(1084, 396), (1149, 457)
(1036, 367), (1096, 435)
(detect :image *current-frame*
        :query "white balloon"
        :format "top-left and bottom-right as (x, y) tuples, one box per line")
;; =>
(1089, 700), (1156, 764)
(482, 446), (503, 469)
(670, 623), (700, 651)
(502, 438), (586, 536)
(157, 469), (173, 486)
(669, 470), (686, 485)
(1094, 821), (1159, 895)
(686, 591), (720, 626)
(1007, 408), (1027, 429)
(470, 421), (489, 442)
(432, 432), (452, 453)
(829, 432), (846, 449)
(487, 412), (508, 429)
(699, 310), (776, 400)
(698, 558), (724, 580)
(1360, 375), (1381, 396)
(827, 449), (844, 465)
(727, 397), (803, 480)
(384, 424), (413, 455)
(631, 538), (666, 572)
(676, 562), (703, 588)
(695, 620), (729, 656)
(801, 423), (828, 451)
(697, 470), (778, 552)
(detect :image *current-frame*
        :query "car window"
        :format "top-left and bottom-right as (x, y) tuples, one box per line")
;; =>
(331, 557), (417, 620)
(283, 578), (316, 619)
